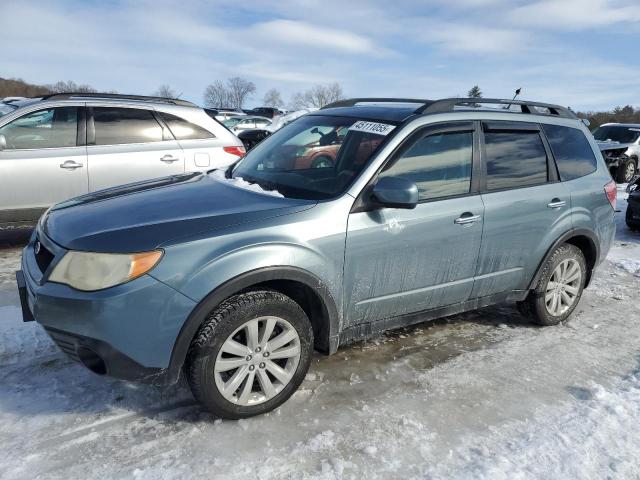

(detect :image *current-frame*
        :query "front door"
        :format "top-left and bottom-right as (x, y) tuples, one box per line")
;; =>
(87, 106), (184, 191)
(0, 105), (88, 225)
(343, 122), (484, 327)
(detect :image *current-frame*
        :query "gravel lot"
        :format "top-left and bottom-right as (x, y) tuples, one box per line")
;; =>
(1, 186), (638, 480)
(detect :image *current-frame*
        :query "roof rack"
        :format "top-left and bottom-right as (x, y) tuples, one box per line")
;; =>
(322, 97), (577, 119)
(419, 98), (577, 119)
(39, 92), (197, 107)
(323, 98), (433, 109)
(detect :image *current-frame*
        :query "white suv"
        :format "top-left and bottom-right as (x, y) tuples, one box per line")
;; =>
(0, 93), (245, 229)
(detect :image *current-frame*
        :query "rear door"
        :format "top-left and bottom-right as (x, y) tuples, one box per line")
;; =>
(471, 121), (572, 298)
(86, 106), (184, 191)
(157, 111), (227, 171)
(0, 105), (88, 224)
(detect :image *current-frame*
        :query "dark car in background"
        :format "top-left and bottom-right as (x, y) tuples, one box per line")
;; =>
(626, 175), (640, 230)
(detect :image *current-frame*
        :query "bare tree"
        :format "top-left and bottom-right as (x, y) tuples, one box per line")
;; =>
(262, 88), (284, 108)
(290, 82), (343, 109)
(154, 84), (178, 98)
(203, 80), (231, 108)
(226, 77), (256, 110)
(204, 77), (256, 109)
(47, 80), (96, 93)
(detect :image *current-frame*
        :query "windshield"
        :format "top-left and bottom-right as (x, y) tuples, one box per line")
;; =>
(592, 125), (640, 144)
(0, 103), (17, 117)
(230, 115), (394, 200)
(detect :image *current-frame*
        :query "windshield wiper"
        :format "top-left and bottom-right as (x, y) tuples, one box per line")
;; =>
(236, 174), (280, 193)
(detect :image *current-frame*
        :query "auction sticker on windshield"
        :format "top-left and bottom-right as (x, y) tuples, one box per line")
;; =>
(348, 121), (396, 136)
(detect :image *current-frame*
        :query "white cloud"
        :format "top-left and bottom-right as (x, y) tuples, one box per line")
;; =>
(509, 0), (640, 29)
(417, 24), (530, 54)
(251, 19), (385, 55)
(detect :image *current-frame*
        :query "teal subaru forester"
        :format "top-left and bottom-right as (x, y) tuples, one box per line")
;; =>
(17, 97), (616, 418)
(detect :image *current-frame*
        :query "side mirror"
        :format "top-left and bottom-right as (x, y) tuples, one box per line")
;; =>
(0, 134), (6, 151)
(310, 127), (319, 134)
(372, 176), (419, 209)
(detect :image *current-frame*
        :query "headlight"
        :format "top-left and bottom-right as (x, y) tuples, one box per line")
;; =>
(48, 250), (163, 291)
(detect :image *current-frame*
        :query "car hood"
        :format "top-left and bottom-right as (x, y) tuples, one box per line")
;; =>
(43, 172), (315, 253)
(596, 141), (634, 151)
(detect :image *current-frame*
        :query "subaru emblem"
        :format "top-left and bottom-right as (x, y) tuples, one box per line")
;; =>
(34, 241), (41, 255)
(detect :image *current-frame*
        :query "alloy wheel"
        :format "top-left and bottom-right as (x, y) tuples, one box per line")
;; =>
(545, 258), (582, 316)
(214, 316), (301, 406)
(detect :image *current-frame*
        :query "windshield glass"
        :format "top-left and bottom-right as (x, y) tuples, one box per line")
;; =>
(592, 125), (640, 144)
(0, 104), (17, 117)
(230, 115), (393, 200)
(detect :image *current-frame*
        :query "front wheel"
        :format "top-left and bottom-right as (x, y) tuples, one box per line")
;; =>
(517, 244), (586, 325)
(186, 291), (313, 419)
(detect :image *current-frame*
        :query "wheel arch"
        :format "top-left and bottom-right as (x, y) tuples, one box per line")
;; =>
(166, 266), (340, 383)
(527, 228), (600, 291)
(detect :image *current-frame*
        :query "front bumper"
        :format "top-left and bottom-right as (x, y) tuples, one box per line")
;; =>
(18, 231), (197, 384)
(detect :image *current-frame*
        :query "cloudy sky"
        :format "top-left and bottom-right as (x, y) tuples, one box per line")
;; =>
(2, 0), (639, 111)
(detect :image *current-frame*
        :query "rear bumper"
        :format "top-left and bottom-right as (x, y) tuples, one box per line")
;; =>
(19, 234), (197, 384)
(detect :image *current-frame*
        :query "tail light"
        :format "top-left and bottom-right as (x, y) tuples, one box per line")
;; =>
(223, 146), (246, 157)
(604, 180), (616, 210)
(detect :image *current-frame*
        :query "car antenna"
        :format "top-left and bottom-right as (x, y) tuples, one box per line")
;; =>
(504, 88), (522, 109)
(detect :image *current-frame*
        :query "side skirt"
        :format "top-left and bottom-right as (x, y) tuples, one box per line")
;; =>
(337, 290), (528, 348)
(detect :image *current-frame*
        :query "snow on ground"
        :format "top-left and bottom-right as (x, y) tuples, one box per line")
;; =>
(0, 187), (638, 479)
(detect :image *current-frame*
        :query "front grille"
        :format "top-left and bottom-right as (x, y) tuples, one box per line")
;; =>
(45, 328), (80, 362)
(34, 238), (55, 273)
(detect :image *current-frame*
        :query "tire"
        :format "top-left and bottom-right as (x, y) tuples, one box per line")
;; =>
(615, 158), (636, 183)
(517, 244), (587, 326)
(311, 155), (334, 169)
(186, 290), (313, 419)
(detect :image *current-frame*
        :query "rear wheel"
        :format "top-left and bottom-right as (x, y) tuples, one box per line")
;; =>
(616, 158), (636, 183)
(517, 244), (586, 325)
(186, 290), (313, 419)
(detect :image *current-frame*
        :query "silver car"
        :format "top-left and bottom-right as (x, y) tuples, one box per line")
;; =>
(0, 93), (245, 229)
(592, 123), (640, 183)
(223, 115), (272, 133)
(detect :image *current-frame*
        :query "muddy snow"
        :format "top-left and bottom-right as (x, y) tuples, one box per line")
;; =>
(0, 186), (638, 479)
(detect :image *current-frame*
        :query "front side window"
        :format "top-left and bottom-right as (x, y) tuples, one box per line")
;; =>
(230, 115), (391, 200)
(484, 129), (548, 190)
(92, 107), (163, 145)
(158, 112), (214, 140)
(0, 107), (77, 149)
(380, 130), (473, 200)
(542, 124), (597, 181)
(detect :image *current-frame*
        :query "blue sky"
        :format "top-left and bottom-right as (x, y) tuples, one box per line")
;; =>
(2, 0), (639, 111)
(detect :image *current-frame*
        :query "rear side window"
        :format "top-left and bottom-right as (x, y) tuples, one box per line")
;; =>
(542, 124), (597, 180)
(158, 112), (215, 140)
(380, 130), (473, 200)
(484, 130), (548, 190)
(93, 107), (163, 145)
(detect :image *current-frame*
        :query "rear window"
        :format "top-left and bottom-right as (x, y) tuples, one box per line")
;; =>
(484, 129), (548, 190)
(159, 112), (215, 140)
(542, 124), (597, 181)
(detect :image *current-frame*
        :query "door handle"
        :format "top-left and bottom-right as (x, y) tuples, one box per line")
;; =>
(547, 199), (566, 209)
(160, 154), (180, 163)
(454, 214), (482, 225)
(59, 160), (84, 170)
